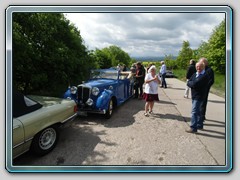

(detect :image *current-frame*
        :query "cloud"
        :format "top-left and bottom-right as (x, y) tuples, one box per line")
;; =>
(65, 12), (225, 57)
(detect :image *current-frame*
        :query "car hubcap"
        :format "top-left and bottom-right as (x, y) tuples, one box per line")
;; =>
(39, 128), (56, 150)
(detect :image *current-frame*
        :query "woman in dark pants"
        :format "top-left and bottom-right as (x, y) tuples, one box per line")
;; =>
(134, 62), (145, 99)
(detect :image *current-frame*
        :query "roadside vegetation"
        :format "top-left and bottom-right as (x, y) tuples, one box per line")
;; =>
(13, 13), (226, 97)
(173, 69), (225, 98)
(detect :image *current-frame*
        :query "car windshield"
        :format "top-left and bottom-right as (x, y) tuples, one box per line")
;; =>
(90, 70), (118, 80)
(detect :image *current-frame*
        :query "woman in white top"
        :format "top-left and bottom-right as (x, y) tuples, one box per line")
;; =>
(142, 65), (161, 116)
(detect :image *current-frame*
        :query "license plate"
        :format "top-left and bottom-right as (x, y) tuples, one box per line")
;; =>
(78, 111), (87, 116)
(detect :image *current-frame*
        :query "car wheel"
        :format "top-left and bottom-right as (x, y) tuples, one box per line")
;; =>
(105, 98), (114, 119)
(30, 125), (59, 156)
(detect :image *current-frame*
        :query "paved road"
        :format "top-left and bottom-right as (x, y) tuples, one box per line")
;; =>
(163, 78), (226, 165)
(13, 78), (226, 168)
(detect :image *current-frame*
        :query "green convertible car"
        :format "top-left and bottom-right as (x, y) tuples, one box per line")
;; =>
(12, 90), (77, 159)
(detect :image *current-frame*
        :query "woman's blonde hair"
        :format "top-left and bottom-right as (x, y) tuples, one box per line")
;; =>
(148, 65), (156, 73)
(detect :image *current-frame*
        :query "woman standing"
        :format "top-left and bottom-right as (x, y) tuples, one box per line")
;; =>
(142, 65), (161, 116)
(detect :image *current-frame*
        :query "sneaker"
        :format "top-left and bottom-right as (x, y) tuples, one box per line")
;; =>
(148, 111), (153, 114)
(144, 112), (149, 117)
(185, 128), (197, 133)
(184, 95), (188, 98)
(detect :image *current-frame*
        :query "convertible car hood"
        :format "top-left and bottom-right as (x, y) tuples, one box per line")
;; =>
(28, 95), (71, 107)
(84, 79), (116, 87)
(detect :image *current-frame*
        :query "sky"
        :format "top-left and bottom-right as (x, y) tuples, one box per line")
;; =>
(64, 13), (225, 57)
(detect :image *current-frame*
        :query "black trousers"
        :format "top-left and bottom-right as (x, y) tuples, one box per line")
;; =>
(134, 82), (143, 98)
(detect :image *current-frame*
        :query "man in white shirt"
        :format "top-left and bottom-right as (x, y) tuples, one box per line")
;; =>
(159, 61), (167, 88)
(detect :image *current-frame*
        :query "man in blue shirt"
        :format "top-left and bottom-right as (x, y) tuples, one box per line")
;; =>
(159, 61), (167, 88)
(186, 61), (209, 133)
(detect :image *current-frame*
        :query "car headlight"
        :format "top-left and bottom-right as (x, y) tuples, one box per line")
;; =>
(92, 87), (100, 96)
(70, 86), (77, 94)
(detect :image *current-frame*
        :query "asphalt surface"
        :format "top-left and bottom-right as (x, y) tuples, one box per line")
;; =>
(162, 78), (226, 165)
(13, 78), (226, 167)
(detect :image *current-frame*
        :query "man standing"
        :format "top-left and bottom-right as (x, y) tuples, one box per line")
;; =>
(186, 61), (209, 133)
(159, 61), (167, 88)
(134, 62), (145, 99)
(184, 59), (196, 98)
(199, 57), (214, 121)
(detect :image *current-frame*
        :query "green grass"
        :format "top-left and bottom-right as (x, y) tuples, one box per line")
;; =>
(173, 69), (225, 98)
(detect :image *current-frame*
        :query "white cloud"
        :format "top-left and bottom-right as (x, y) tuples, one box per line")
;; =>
(64, 12), (225, 57)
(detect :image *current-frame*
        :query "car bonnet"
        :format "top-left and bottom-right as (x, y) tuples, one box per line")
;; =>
(28, 95), (71, 107)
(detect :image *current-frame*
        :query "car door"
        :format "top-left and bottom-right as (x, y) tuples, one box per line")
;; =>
(117, 79), (125, 103)
(13, 118), (25, 158)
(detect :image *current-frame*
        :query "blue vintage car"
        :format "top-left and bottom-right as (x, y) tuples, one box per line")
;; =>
(64, 69), (134, 119)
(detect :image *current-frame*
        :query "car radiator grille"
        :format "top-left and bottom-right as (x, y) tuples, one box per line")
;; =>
(77, 86), (91, 103)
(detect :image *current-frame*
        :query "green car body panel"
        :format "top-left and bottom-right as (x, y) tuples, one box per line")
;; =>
(13, 95), (77, 159)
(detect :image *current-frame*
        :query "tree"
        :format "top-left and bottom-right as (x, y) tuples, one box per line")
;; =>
(163, 54), (177, 70)
(93, 49), (112, 69)
(176, 41), (193, 69)
(13, 13), (95, 96)
(206, 20), (226, 74)
(103, 45), (131, 67)
(195, 20), (226, 74)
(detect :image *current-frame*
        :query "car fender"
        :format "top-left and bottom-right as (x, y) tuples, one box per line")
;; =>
(63, 88), (77, 102)
(96, 89), (113, 110)
(64, 88), (71, 99)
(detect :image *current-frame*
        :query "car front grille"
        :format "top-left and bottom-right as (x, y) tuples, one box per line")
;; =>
(77, 86), (91, 104)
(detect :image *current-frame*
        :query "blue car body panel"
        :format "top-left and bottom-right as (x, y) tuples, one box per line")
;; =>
(64, 87), (77, 100)
(96, 89), (113, 110)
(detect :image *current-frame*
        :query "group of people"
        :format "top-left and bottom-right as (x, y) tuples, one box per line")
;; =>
(129, 57), (214, 133)
(130, 61), (167, 117)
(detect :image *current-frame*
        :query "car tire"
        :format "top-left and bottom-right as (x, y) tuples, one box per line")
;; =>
(105, 98), (114, 119)
(30, 125), (59, 156)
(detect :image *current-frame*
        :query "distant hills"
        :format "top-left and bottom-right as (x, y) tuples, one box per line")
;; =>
(131, 56), (177, 62)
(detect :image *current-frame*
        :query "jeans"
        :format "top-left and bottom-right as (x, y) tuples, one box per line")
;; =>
(191, 99), (204, 131)
(161, 73), (167, 88)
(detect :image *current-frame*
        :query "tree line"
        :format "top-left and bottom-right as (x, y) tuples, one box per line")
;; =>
(12, 13), (225, 97)
(165, 20), (225, 74)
